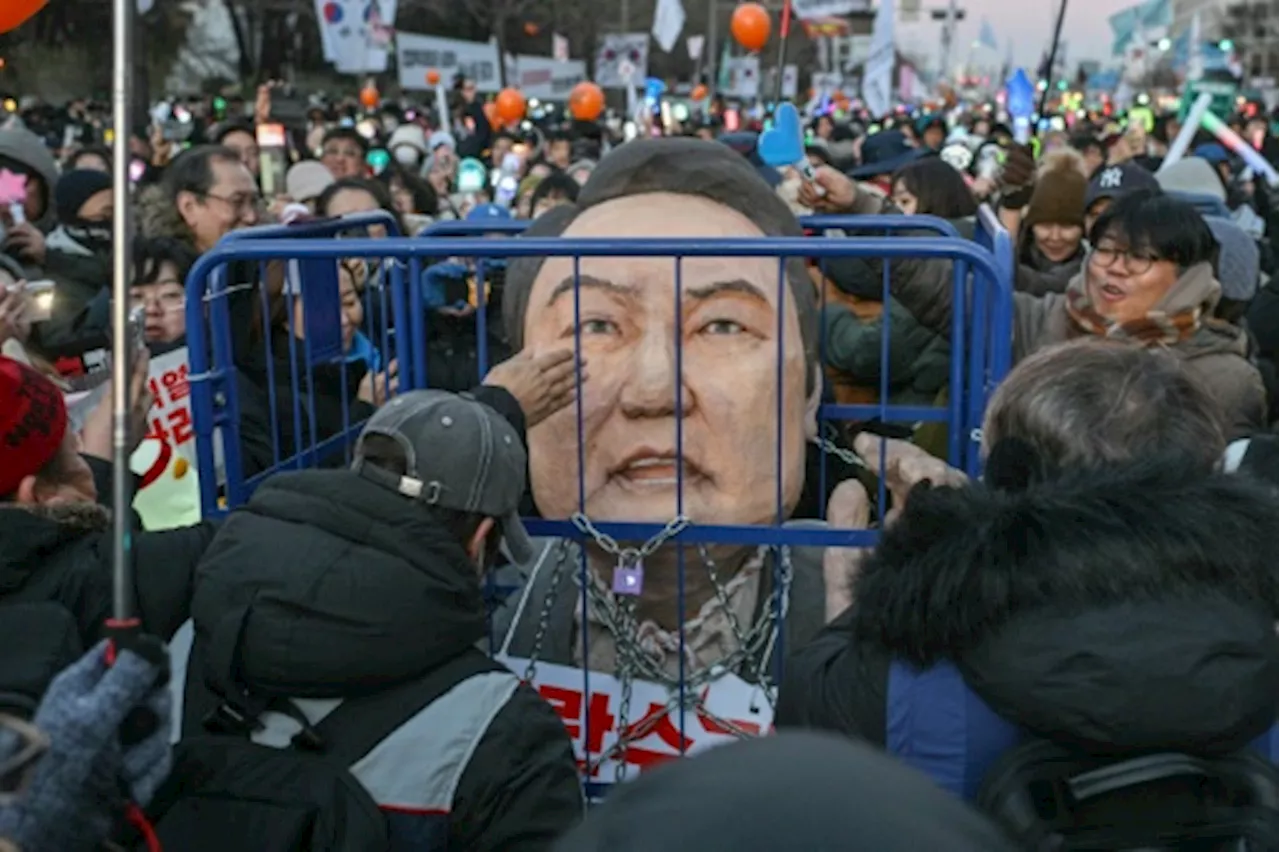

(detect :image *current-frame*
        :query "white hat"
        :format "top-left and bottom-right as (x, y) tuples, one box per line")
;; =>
(285, 160), (335, 204)
(388, 124), (428, 155)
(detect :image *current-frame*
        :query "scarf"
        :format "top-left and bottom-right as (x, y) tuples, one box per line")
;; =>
(1065, 277), (1202, 346)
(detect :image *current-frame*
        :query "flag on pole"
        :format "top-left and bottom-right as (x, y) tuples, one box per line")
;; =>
(861, 0), (896, 117)
(652, 0), (686, 54)
(978, 18), (998, 52)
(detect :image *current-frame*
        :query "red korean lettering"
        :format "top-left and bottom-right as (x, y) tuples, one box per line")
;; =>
(162, 365), (190, 401)
(167, 407), (194, 444)
(537, 685), (616, 756)
(146, 417), (170, 444)
(581, 691), (615, 755)
(148, 377), (165, 408)
(619, 746), (681, 773)
(538, 684), (584, 739)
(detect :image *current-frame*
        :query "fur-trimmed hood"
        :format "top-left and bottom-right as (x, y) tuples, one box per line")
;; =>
(851, 463), (1278, 752)
(136, 183), (198, 251)
(0, 503), (110, 594)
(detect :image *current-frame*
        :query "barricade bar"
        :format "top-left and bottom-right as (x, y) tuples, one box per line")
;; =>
(521, 520), (882, 549)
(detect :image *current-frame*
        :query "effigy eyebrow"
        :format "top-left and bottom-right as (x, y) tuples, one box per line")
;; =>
(545, 274), (640, 307)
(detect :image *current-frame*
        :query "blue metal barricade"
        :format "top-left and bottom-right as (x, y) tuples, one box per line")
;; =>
(185, 227), (1012, 797)
(187, 232), (1012, 525)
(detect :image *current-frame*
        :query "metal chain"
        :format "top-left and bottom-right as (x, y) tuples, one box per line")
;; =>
(521, 540), (573, 684)
(811, 425), (870, 472)
(570, 511), (691, 564)
(526, 513), (795, 778)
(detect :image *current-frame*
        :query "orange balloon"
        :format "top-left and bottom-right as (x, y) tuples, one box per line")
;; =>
(494, 88), (526, 125)
(425, 69), (441, 86)
(359, 86), (379, 109)
(568, 82), (605, 121)
(730, 2), (771, 52)
(0, 0), (47, 34)
(691, 84), (708, 101)
(482, 101), (500, 128)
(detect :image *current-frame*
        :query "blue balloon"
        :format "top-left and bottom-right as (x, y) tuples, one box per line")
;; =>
(1006, 68), (1036, 119)
(644, 77), (667, 102)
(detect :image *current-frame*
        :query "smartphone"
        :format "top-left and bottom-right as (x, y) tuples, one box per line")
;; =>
(256, 123), (288, 198)
(23, 279), (55, 323)
(128, 305), (147, 352)
(129, 158), (148, 183)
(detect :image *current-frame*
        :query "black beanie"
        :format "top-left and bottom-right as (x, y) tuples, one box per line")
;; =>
(55, 169), (113, 224)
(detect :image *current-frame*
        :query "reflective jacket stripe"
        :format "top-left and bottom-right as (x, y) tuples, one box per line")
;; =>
(349, 671), (519, 810)
(167, 619), (521, 812)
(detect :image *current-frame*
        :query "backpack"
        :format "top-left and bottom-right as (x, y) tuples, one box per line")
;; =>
(977, 738), (1279, 850)
(137, 649), (493, 852)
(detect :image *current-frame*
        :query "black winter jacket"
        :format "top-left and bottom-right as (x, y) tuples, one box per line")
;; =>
(777, 464), (1278, 758)
(0, 500), (217, 650)
(176, 469), (583, 851)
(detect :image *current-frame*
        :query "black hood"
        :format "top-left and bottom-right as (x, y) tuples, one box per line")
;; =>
(191, 470), (486, 699)
(0, 504), (109, 594)
(851, 464), (1277, 753)
(555, 732), (1018, 852)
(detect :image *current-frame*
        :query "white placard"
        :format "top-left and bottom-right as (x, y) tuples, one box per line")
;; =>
(498, 656), (773, 782)
(314, 0), (397, 74)
(791, 0), (871, 18)
(595, 33), (650, 89)
(723, 55), (761, 99)
(511, 55), (588, 101)
(397, 33), (504, 92)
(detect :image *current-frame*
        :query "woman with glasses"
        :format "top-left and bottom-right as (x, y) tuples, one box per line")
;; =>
(922, 189), (1265, 437)
(129, 237), (197, 355)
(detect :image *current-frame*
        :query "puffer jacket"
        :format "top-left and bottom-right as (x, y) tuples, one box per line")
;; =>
(777, 462), (1277, 766)
(1014, 227), (1085, 296)
(882, 219), (1269, 438)
(172, 470), (585, 850)
(27, 228), (112, 360)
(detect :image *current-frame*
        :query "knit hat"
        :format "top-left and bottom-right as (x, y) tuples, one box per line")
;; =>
(0, 357), (68, 497)
(1205, 216), (1260, 302)
(1023, 149), (1088, 228)
(388, 123), (428, 156)
(285, 160), (334, 204)
(54, 169), (113, 224)
(1156, 158), (1227, 203)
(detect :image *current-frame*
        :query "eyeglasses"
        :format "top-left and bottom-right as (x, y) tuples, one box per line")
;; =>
(1089, 244), (1160, 275)
(203, 191), (262, 215)
(129, 288), (186, 312)
(0, 714), (49, 805)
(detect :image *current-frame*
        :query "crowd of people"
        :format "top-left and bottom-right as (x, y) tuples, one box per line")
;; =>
(0, 71), (1277, 851)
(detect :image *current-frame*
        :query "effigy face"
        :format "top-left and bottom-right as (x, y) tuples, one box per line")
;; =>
(522, 191), (809, 528)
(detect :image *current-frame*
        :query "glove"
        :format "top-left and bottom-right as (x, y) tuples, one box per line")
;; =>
(997, 144), (1037, 210)
(0, 642), (170, 852)
(120, 685), (173, 807)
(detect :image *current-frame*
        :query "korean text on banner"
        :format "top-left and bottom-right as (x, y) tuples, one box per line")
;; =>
(791, 0), (871, 18)
(497, 656), (773, 781)
(129, 347), (220, 530)
(397, 32), (503, 92)
(596, 33), (650, 89)
(511, 56), (588, 101)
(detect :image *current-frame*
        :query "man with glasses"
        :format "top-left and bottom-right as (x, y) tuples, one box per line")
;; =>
(319, 127), (369, 180)
(154, 145), (261, 255)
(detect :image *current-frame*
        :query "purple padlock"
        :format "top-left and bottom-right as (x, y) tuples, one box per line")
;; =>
(612, 560), (644, 596)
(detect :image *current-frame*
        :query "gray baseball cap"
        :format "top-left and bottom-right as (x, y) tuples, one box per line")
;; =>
(351, 390), (534, 562)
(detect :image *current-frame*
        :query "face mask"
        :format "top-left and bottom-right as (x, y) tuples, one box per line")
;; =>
(393, 146), (421, 167)
(65, 221), (113, 252)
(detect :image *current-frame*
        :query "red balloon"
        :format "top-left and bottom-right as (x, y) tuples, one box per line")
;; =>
(691, 84), (709, 101)
(568, 82), (605, 121)
(425, 69), (441, 86)
(359, 86), (379, 109)
(495, 88), (526, 125)
(482, 101), (500, 128)
(730, 2), (771, 52)
(0, 0), (47, 34)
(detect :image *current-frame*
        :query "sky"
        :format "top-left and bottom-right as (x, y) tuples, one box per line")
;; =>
(895, 0), (1122, 74)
